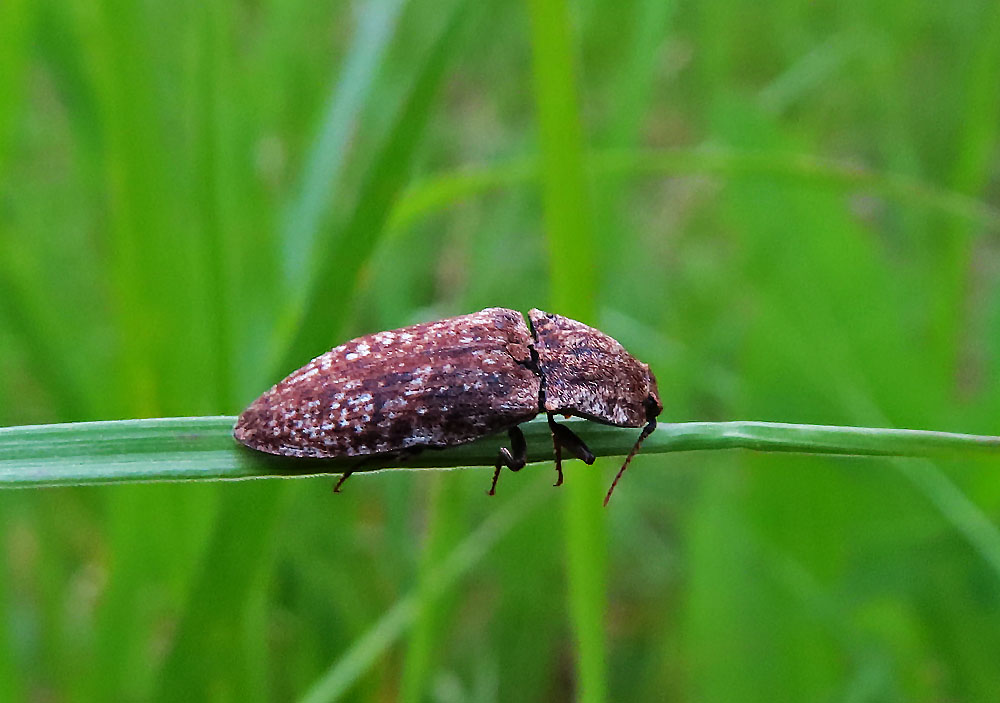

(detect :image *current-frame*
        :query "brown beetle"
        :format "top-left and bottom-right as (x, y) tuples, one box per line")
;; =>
(234, 308), (661, 504)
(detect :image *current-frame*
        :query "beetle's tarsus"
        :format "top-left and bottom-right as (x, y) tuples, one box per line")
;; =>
(552, 442), (564, 487)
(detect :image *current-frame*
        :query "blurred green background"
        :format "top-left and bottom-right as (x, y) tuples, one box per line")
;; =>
(4, 0), (1000, 700)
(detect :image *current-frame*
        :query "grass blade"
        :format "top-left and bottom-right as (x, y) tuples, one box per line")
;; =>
(0, 0), (30, 171)
(153, 5), (474, 695)
(280, 0), (409, 295)
(277, 0), (473, 372)
(298, 481), (550, 703)
(4, 417), (1000, 488)
(152, 480), (287, 703)
(929, 1), (1000, 375)
(892, 457), (1000, 581)
(389, 148), (1000, 237)
(525, 0), (607, 697)
(397, 475), (462, 702)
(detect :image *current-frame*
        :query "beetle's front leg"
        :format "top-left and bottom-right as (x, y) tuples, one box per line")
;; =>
(488, 426), (528, 496)
(547, 413), (596, 487)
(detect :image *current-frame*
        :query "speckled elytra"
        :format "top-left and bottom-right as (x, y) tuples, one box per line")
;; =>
(234, 308), (661, 504)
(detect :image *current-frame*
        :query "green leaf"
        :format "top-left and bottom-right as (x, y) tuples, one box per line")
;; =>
(276, 0), (474, 373)
(5, 415), (997, 488)
(299, 480), (551, 703)
(389, 148), (1000, 238)
(524, 0), (607, 696)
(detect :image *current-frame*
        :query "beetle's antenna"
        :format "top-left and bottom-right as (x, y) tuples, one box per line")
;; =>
(604, 417), (656, 506)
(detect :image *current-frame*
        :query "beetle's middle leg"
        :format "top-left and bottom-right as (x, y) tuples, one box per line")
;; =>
(488, 426), (528, 496)
(547, 413), (596, 487)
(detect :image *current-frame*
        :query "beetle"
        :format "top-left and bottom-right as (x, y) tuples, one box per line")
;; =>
(233, 308), (662, 504)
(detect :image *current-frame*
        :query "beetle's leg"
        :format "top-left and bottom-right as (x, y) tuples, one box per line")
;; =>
(333, 457), (370, 493)
(551, 429), (563, 487)
(547, 414), (596, 487)
(333, 470), (353, 493)
(333, 450), (405, 494)
(488, 426), (528, 496)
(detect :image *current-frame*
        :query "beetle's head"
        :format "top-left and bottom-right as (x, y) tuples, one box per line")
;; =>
(528, 309), (662, 428)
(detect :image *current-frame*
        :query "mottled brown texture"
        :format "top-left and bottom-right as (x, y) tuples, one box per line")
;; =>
(234, 308), (541, 457)
(529, 309), (662, 427)
(235, 306), (663, 501)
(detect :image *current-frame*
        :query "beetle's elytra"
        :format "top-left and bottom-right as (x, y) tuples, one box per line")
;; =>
(234, 308), (662, 504)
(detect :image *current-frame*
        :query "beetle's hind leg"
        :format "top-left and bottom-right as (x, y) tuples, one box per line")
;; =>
(488, 426), (528, 496)
(333, 470), (353, 493)
(333, 455), (372, 493)
(333, 448), (422, 494)
(547, 414), (596, 487)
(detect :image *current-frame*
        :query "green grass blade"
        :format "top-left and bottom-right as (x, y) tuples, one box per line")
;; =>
(397, 475), (463, 703)
(0, 0), (30, 172)
(277, 0), (473, 373)
(0, 495), (24, 702)
(600, 0), (675, 146)
(298, 481), (550, 703)
(61, 3), (227, 698)
(892, 457), (1000, 581)
(526, 3), (596, 309)
(152, 480), (287, 703)
(525, 0), (607, 697)
(930, 2), (1000, 377)
(389, 148), (1000, 238)
(279, 0), (408, 295)
(653, 421), (1000, 456)
(154, 6), (471, 697)
(3, 417), (999, 488)
(0, 274), (90, 421)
